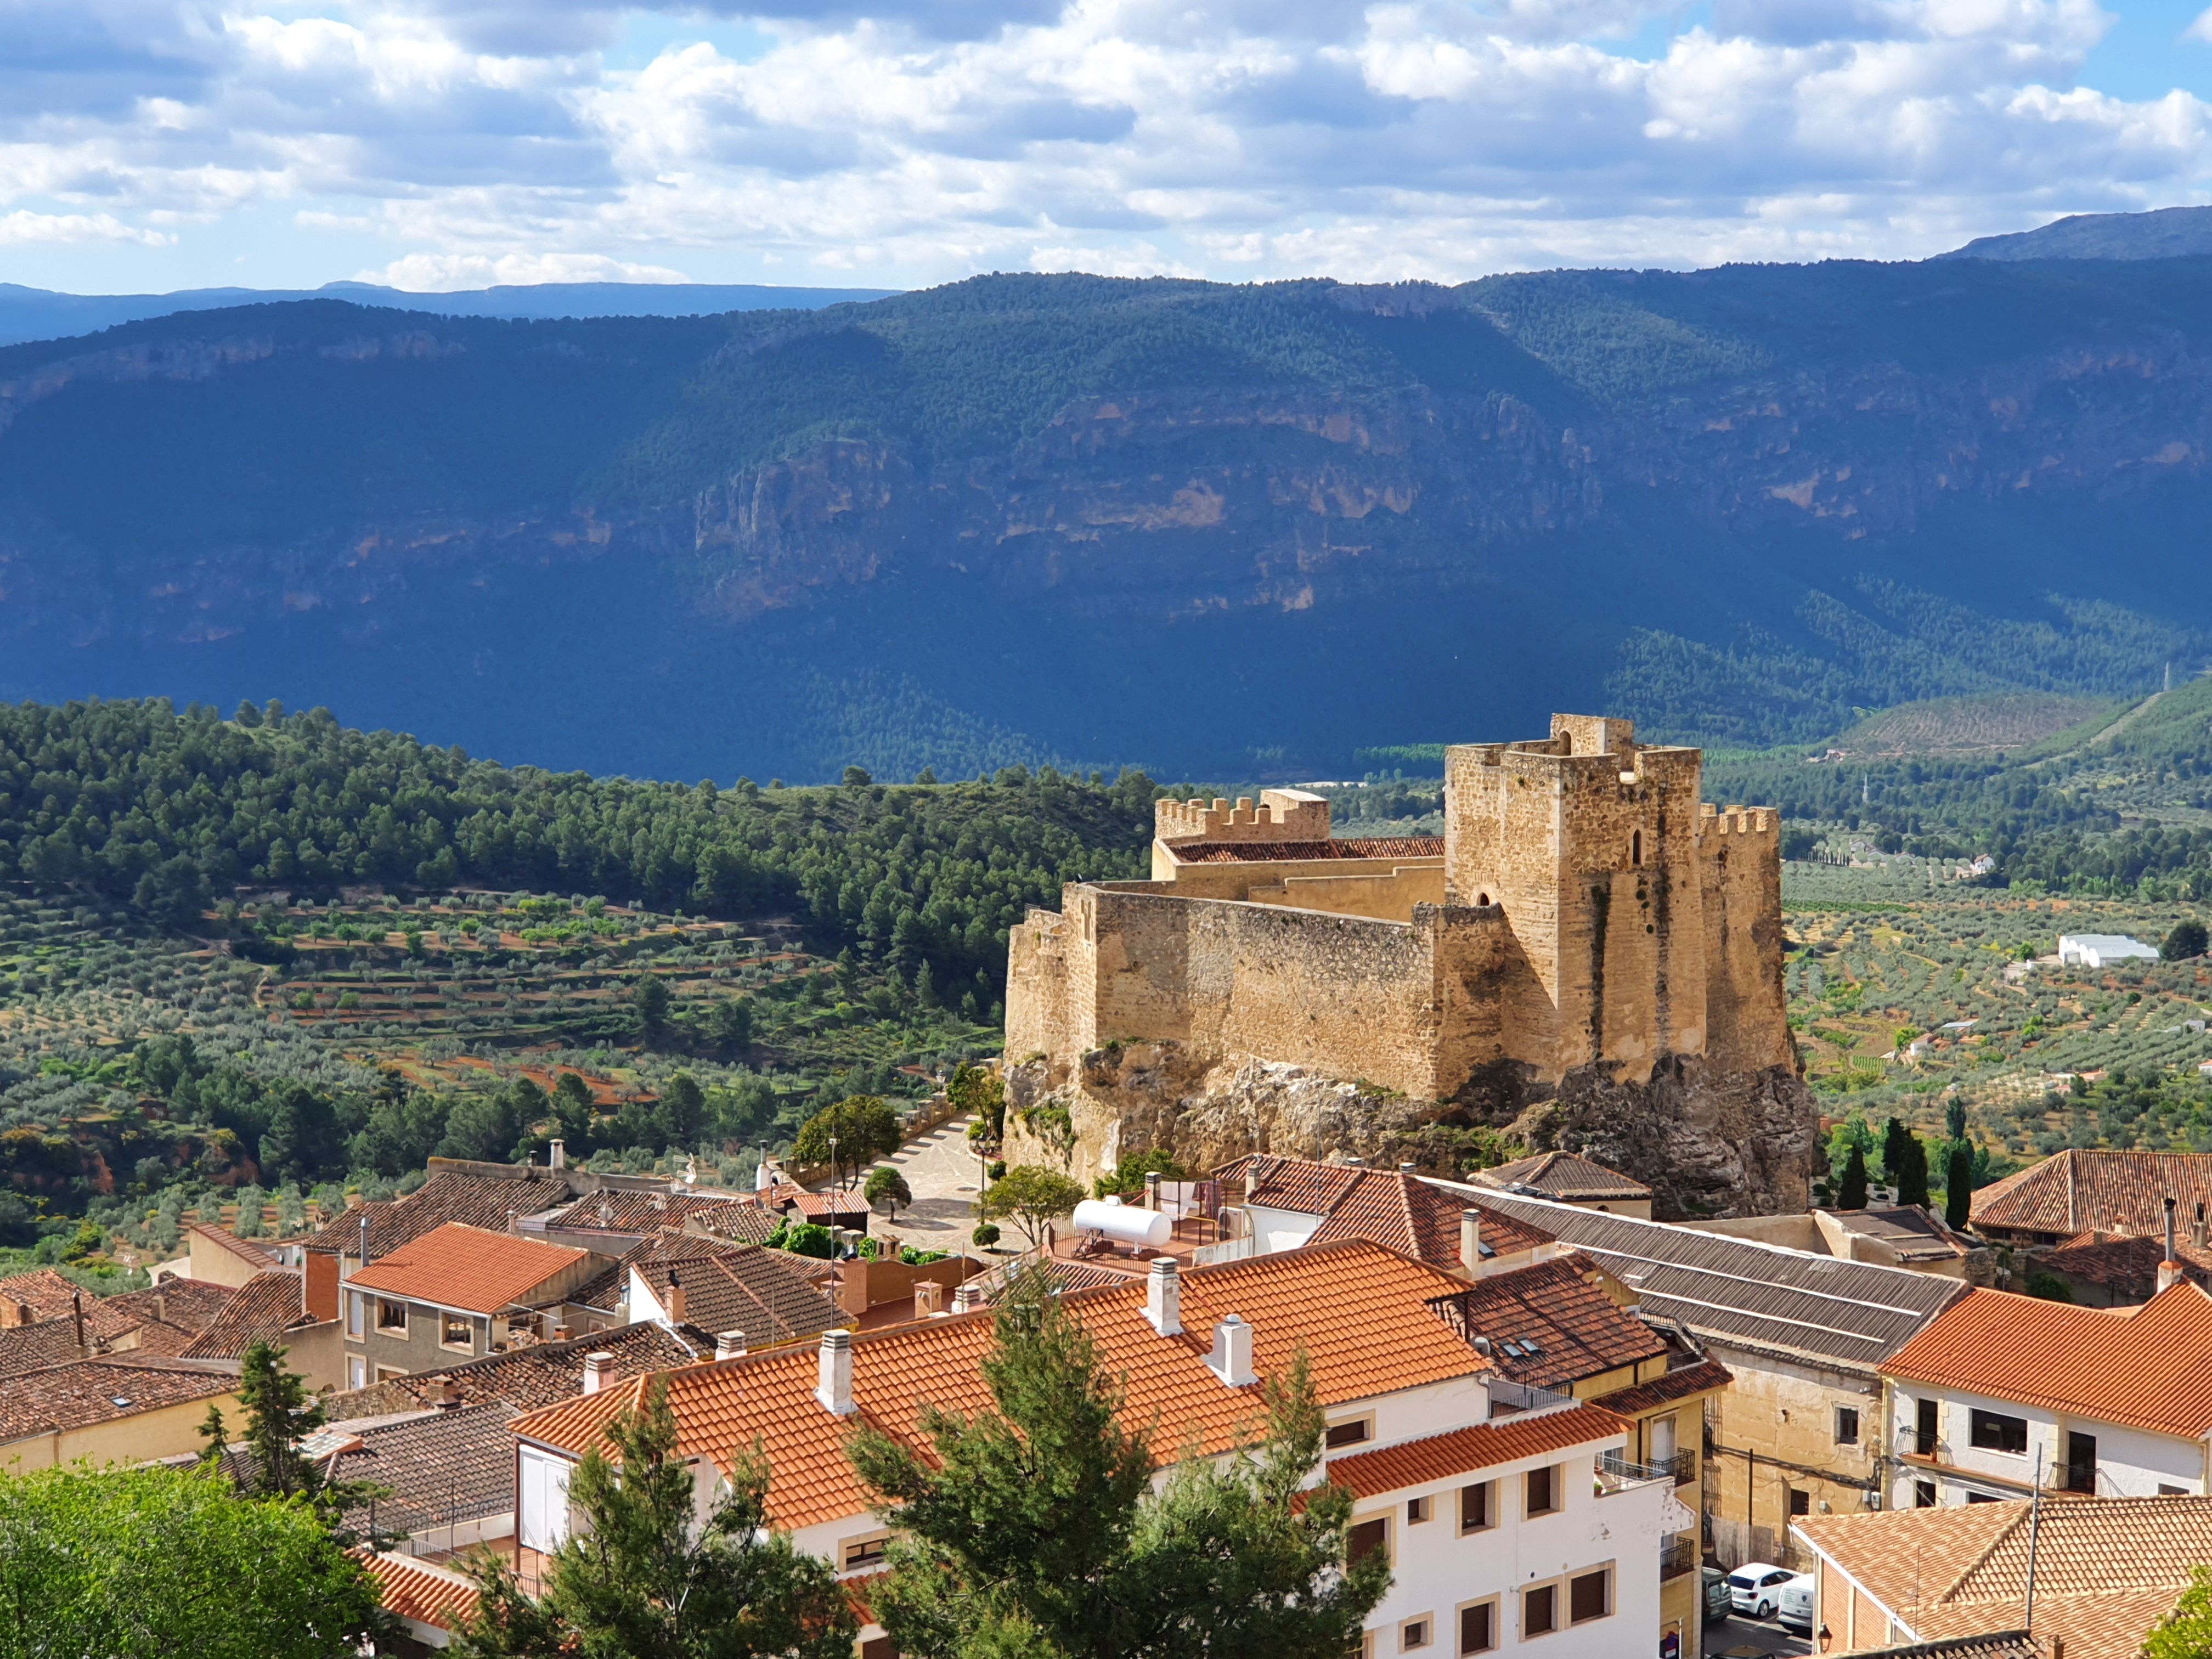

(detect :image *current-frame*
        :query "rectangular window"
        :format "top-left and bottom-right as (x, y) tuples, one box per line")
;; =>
(1406, 1494), (1431, 1525)
(1459, 1481), (1494, 1534)
(1525, 1464), (1560, 1517)
(1567, 1567), (1612, 1625)
(345, 1292), (364, 1340)
(1325, 1416), (1374, 1450)
(375, 1298), (407, 1334)
(1400, 1616), (1432, 1652)
(346, 1355), (367, 1389)
(441, 1311), (474, 1352)
(840, 1532), (889, 1572)
(1457, 1599), (1498, 1655)
(1968, 1410), (2028, 1455)
(1522, 1583), (1558, 1638)
(1788, 1488), (1810, 1518)
(1914, 1481), (1936, 1509)
(2064, 1431), (2097, 1496)
(1348, 1517), (1389, 1566)
(2162, 1484), (2190, 1497)
(1967, 1492), (1999, 1504)
(1915, 1396), (1939, 1457)
(1835, 1406), (1860, 1446)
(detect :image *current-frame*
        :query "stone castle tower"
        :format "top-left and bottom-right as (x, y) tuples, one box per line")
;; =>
(1003, 714), (1813, 1217)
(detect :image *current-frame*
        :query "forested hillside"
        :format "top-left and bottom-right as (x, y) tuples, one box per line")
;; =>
(5, 262), (2212, 777)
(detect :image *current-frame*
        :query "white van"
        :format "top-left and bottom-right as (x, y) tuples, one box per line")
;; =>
(1778, 1574), (1816, 1635)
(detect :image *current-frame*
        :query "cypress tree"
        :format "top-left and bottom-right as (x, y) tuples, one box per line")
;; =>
(1839, 1144), (1870, 1210)
(1945, 1142), (1974, 1232)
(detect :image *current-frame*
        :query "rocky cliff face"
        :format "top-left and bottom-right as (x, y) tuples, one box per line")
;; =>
(1004, 1040), (1818, 1219)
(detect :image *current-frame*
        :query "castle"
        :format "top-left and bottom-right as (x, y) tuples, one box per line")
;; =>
(1003, 714), (1815, 1216)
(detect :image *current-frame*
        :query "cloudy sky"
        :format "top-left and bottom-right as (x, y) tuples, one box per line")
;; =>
(7, 0), (2212, 294)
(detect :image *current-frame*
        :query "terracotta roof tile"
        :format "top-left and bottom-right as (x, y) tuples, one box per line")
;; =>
(325, 1319), (705, 1417)
(625, 1234), (845, 1345)
(684, 1205), (784, 1246)
(108, 1279), (238, 1335)
(333, 1402), (520, 1536)
(1316, 1403), (1630, 1499)
(364, 1551), (481, 1634)
(1971, 1150), (2212, 1240)
(1883, 1282), (2212, 1438)
(779, 1190), (872, 1224)
(0, 1319), (97, 1379)
(547, 1189), (769, 1234)
(1170, 838), (1444, 864)
(185, 1221), (283, 1269)
(1592, 1357), (1733, 1417)
(180, 1271), (319, 1359)
(1849, 1637), (2046, 1659)
(2042, 1231), (2212, 1296)
(0, 1354), (239, 1441)
(1427, 1253), (1670, 1389)
(1215, 1156), (1556, 1266)
(512, 1238), (1487, 1531)
(348, 1223), (590, 1316)
(0, 1269), (135, 1340)
(307, 1170), (570, 1259)
(1795, 1496), (2212, 1659)
(1475, 1151), (1652, 1202)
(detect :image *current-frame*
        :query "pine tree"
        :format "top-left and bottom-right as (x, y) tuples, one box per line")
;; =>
(1945, 1142), (1974, 1232)
(455, 1381), (853, 1659)
(236, 1338), (326, 1502)
(1839, 1144), (1870, 1210)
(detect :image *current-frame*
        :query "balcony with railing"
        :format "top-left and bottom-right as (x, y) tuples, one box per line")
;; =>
(1595, 1449), (1673, 1497)
(1660, 1533), (1700, 1581)
(1663, 1448), (1697, 1487)
(1487, 1377), (1579, 1418)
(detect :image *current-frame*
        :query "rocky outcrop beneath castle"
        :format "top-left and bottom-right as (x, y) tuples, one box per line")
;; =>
(1003, 1043), (1816, 1220)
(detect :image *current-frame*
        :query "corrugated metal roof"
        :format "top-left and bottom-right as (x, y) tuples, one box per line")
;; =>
(1446, 1186), (1966, 1369)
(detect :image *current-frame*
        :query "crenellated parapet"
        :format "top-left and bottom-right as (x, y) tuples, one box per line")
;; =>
(1154, 788), (1331, 845)
(1699, 803), (1778, 840)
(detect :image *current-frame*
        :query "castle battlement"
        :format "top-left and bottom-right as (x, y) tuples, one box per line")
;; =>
(1701, 804), (1777, 838)
(1155, 788), (1331, 845)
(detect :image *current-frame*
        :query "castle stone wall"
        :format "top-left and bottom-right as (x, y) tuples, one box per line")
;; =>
(1698, 805), (1795, 1073)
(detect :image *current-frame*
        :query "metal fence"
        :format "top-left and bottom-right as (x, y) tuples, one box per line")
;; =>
(1487, 1377), (1579, 1416)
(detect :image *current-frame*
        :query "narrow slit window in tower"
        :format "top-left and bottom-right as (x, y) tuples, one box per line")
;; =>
(1630, 830), (1643, 867)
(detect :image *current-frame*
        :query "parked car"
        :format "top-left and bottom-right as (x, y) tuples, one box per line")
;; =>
(1702, 1566), (1731, 1626)
(1778, 1573), (1815, 1634)
(1728, 1562), (1795, 1619)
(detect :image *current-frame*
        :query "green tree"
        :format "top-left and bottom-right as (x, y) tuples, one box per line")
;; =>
(1894, 1132), (1931, 1209)
(1094, 1148), (1189, 1200)
(0, 1462), (388, 1659)
(793, 1096), (902, 1190)
(1880, 1116), (1914, 1187)
(233, 1338), (328, 1503)
(551, 1072), (598, 1152)
(1944, 1142), (1974, 1232)
(2146, 1565), (2212, 1658)
(864, 1166), (913, 1220)
(948, 1061), (1006, 1144)
(2164, 919), (2209, 962)
(659, 1073), (708, 1147)
(1826, 1111), (1875, 1186)
(975, 1164), (1088, 1249)
(1838, 1144), (1870, 1210)
(711, 996), (754, 1057)
(635, 974), (672, 1044)
(455, 1380), (854, 1659)
(845, 1269), (1386, 1659)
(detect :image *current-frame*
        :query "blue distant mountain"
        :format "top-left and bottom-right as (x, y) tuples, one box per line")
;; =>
(1940, 205), (2212, 261)
(0, 279), (899, 347)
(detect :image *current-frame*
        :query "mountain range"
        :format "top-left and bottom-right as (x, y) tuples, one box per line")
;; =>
(6, 245), (2212, 782)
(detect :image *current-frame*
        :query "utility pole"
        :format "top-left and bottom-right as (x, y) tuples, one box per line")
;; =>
(2024, 1445), (2045, 1633)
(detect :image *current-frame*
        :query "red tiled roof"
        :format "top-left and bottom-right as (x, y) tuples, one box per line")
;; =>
(779, 1190), (871, 1222)
(324, 1319), (706, 1417)
(1592, 1357), (1733, 1417)
(306, 1170), (569, 1259)
(1427, 1252), (1669, 1390)
(1883, 1281), (2212, 1438)
(1170, 838), (1444, 864)
(512, 1238), (1488, 1531)
(1315, 1403), (1630, 1500)
(348, 1223), (589, 1315)
(626, 1234), (845, 1345)
(186, 1221), (283, 1269)
(0, 1269), (136, 1340)
(1476, 1151), (1652, 1202)
(1214, 1155), (1556, 1267)
(548, 1189), (769, 1234)
(1971, 1150), (2212, 1239)
(108, 1279), (238, 1335)
(181, 1271), (318, 1359)
(0, 1355), (239, 1441)
(364, 1551), (481, 1634)
(2043, 1232), (2212, 1296)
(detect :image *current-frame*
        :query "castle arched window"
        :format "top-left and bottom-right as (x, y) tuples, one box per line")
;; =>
(1630, 830), (1644, 867)
(1477, 892), (1491, 907)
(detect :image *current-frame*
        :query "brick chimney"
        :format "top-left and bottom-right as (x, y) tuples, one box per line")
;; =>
(582, 1351), (613, 1393)
(665, 1271), (686, 1325)
(72, 1291), (84, 1354)
(914, 1281), (945, 1318)
(2160, 1197), (2186, 1294)
(433, 1373), (462, 1409)
(1460, 1209), (1483, 1276)
(305, 1248), (340, 1322)
(1206, 1313), (1255, 1387)
(1144, 1257), (1182, 1336)
(715, 1330), (748, 1361)
(816, 1329), (855, 1415)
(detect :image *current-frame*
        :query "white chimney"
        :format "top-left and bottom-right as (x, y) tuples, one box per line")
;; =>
(816, 1329), (855, 1415)
(1144, 1257), (1182, 1336)
(952, 1284), (981, 1314)
(1460, 1209), (1483, 1274)
(582, 1351), (613, 1394)
(549, 1138), (566, 1171)
(1207, 1313), (1256, 1387)
(2161, 1197), (2186, 1293)
(715, 1330), (748, 1361)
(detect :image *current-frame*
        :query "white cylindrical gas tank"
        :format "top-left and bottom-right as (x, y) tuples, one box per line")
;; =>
(1071, 1199), (1172, 1248)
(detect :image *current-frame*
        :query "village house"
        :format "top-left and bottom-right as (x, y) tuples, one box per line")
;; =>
(323, 1318), (704, 1420)
(509, 1239), (1690, 1659)
(341, 1223), (602, 1390)
(1462, 1188), (1967, 1570)
(1881, 1276), (2212, 1506)
(1472, 1153), (1656, 1218)
(1212, 1154), (1563, 1274)
(0, 1352), (245, 1471)
(1970, 1147), (2212, 1251)
(1793, 1492), (2212, 1657)
(178, 1266), (344, 1388)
